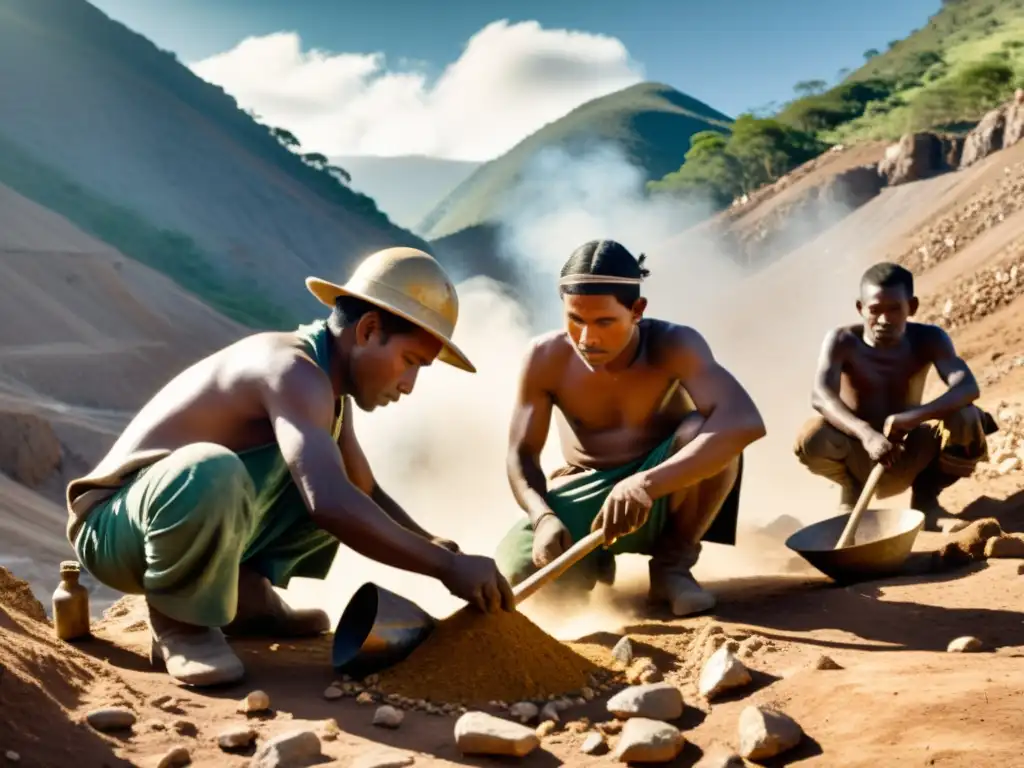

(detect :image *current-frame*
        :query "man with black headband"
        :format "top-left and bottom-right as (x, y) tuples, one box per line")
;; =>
(496, 240), (766, 616)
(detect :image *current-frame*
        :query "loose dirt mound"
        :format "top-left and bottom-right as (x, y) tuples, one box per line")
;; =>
(0, 566), (46, 621)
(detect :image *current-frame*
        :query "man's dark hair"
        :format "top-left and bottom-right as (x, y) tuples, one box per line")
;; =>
(861, 262), (914, 297)
(331, 295), (419, 340)
(559, 240), (650, 308)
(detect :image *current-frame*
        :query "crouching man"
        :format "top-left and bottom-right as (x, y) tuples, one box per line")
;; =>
(496, 240), (766, 617)
(65, 247), (514, 687)
(794, 262), (997, 530)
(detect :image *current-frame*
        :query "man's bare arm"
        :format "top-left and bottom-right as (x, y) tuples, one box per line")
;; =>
(810, 328), (876, 442)
(900, 326), (980, 424)
(641, 328), (766, 500)
(507, 340), (557, 526)
(262, 354), (453, 579)
(336, 397), (435, 541)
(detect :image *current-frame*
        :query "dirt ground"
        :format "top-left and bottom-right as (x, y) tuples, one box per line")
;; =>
(4, 134), (1024, 766)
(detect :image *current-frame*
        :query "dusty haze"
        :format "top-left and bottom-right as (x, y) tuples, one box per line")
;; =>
(288, 145), (887, 635)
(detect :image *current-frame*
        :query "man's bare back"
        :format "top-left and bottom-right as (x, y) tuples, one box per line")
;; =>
(528, 319), (698, 469)
(93, 332), (336, 480)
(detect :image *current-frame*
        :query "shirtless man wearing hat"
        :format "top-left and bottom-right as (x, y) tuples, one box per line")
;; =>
(497, 240), (765, 617)
(65, 247), (514, 687)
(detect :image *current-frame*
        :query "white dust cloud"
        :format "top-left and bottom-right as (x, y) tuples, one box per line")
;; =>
(189, 22), (643, 161)
(287, 142), (883, 636)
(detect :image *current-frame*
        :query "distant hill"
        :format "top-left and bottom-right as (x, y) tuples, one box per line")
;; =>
(776, 0), (1024, 142)
(418, 82), (733, 243)
(0, 0), (431, 328)
(335, 155), (481, 232)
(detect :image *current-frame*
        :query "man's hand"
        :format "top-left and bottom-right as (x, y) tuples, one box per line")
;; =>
(430, 536), (461, 553)
(441, 553), (515, 613)
(883, 411), (923, 442)
(591, 475), (654, 544)
(861, 429), (901, 468)
(532, 514), (572, 568)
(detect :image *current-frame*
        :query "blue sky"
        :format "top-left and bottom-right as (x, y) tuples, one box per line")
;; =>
(89, 0), (941, 160)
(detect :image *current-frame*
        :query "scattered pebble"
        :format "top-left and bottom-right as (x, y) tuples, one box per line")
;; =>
(239, 690), (271, 714)
(947, 635), (984, 653)
(539, 702), (560, 723)
(321, 718), (340, 741)
(738, 705), (803, 761)
(154, 746), (190, 768)
(323, 685), (344, 700)
(698, 647), (752, 700)
(5, 752), (19, 764)
(85, 707), (136, 732)
(250, 729), (322, 768)
(812, 654), (843, 671)
(625, 656), (661, 684)
(612, 718), (685, 763)
(581, 686), (596, 700)
(172, 720), (196, 737)
(985, 534), (1024, 558)
(150, 695), (173, 709)
(607, 683), (684, 721)
(454, 712), (540, 757)
(373, 705), (404, 729)
(509, 702), (538, 724)
(536, 720), (557, 739)
(356, 692), (375, 705)
(217, 726), (257, 751)
(693, 747), (745, 767)
(146, 720), (167, 731)
(350, 750), (416, 768)
(612, 636), (635, 664)
(581, 732), (607, 755)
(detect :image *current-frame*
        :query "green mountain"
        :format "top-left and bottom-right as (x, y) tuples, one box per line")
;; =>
(418, 82), (733, 243)
(777, 0), (1024, 141)
(0, 0), (430, 328)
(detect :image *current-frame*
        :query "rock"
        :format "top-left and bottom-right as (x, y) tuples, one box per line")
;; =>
(172, 720), (197, 737)
(698, 647), (752, 700)
(356, 692), (374, 705)
(581, 686), (596, 700)
(607, 683), (684, 721)
(998, 456), (1021, 475)
(985, 533), (1024, 558)
(508, 701), (538, 723)
(217, 726), (257, 750)
(150, 695), (173, 709)
(947, 635), (983, 653)
(454, 712), (540, 757)
(350, 750), (416, 768)
(737, 706), (803, 761)
(155, 746), (190, 768)
(693, 748), (745, 767)
(0, 411), (62, 487)
(612, 636), (635, 664)
(323, 685), (343, 700)
(598, 720), (623, 735)
(539, 702), (560, 723)
(85, 708), (136, 732)
(536, 720), (557, 738)
(581, 732), (608, 755)
(1006, 99), (1024, 148)
(612, 718), (685, 763)
(812, 654), (843, 670)
(5, 753), (20, 764)
(626, 657), (661, 684)
(878, 133), (958, 186)
(239, 690), (271, 713)
(823, 165), (885, 208)
(250, 730), (322, 768)
(961, 106), (1008, 169)
(373, 705), (404, 729)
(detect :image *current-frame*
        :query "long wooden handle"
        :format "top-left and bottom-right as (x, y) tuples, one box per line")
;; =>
(513, 529), (606, 605)
(834, 462), (885, 549)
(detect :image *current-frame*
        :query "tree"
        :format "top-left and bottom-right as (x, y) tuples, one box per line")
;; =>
(301, 152), (329, 169)
(793, 79), (828, 98)
(270, 127), (300, 149)
(863, 48), (880, 61)
(836, 67), (851, 83)
(326, 165), (351, 184)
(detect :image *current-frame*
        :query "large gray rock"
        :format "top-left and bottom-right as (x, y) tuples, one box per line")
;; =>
(612, 718), (685, 763)
(738, 706), (803, 761)
(607, 683), (684, 721)
(454, 712), (540, 758)
(961, 107), (1008, 169)
(878, 133), (960, 186)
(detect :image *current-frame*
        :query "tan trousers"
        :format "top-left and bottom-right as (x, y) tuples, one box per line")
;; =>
(793, 405), (990, 500)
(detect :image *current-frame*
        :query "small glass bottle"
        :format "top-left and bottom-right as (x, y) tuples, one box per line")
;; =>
(52, 560), (90, 641)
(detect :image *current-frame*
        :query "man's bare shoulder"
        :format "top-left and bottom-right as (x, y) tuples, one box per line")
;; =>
(520, 331), (572, 388)
(823, 324), (864, 352)
(645, 319), (713, 364)
(228, 332), (332, 397)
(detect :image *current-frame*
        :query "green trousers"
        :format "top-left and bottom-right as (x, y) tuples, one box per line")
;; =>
(72, 442), (337, 628)
(494, 437), (676, 589)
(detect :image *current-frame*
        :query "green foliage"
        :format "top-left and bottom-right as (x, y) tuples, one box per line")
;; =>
(648, 116), (826, 207)
(0, 134), (295, 329)
(910, 58), (1019, 127)
(778, 79), (894, 133)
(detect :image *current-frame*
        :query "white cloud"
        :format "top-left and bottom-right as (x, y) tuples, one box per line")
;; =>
(189, 20), (644, 161)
